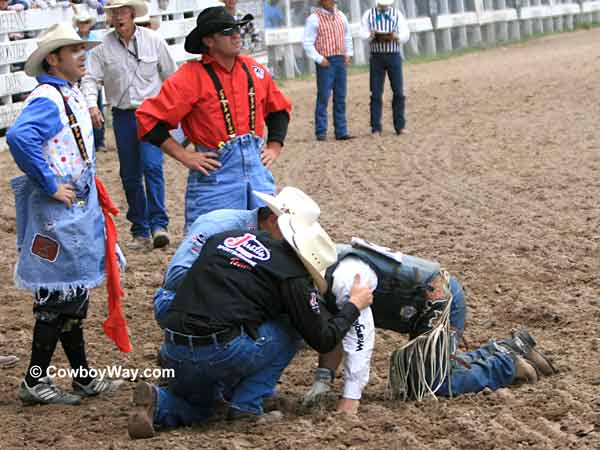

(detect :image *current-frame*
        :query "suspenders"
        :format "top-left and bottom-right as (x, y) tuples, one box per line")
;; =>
(45, 83), (91, 165)
(202, 62), (256, 141)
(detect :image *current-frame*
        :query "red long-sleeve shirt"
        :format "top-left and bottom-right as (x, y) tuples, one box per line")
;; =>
(136, 54), (292, 149)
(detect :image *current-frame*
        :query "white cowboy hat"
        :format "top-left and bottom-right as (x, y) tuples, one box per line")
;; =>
(278, 215), (337, 294)
(134, 13), (156, 24)
(72, 6), (97, 26)
(104, 0), (148, 17)
(377, 0), (395, 6)
(253, 187), (320, 226)
(24, 22), (100, 77)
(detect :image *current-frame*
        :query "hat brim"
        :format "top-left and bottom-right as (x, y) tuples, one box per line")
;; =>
(73, 17), (97, 26)
(279, 215), (328, 294)
(184, 14), (253, 54)
(253, 190), (283, 216)
(24, 39), (100, 77)
(104, 1), (148, 18)
(377, 0), (395, 5)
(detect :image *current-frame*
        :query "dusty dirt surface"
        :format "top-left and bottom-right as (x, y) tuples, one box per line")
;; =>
(1, 28), (599, 450)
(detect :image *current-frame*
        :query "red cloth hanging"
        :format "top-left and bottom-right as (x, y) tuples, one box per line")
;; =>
(95, 176), (132, 353)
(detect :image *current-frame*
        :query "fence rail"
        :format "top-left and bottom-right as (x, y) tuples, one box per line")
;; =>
(1, 0), (599, 149)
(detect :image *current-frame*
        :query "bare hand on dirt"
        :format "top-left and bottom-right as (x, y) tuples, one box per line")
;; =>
(261, 142), (282, 169)
(89, 106), (104, 129)
(349, 274), (373, 310)
(181, 151), (221, 176)
(320, 57), (330, 67)
(52, 183), (76, 208)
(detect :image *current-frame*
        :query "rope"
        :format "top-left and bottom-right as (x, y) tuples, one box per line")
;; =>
(387, 270), (454, 402)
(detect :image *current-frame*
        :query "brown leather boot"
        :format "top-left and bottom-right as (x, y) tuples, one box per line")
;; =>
(128, 382), (156, 439)
(512, 355), (538, 384)
(500, 327), (558, 377)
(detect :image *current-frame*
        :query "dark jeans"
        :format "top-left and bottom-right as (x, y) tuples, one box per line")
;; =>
(369, 52), (406, 133)
(93, 89), (105, 149)
(112, 108), (168, 238)
(315, 55), (348, 139)
(155, 321), (297, 428)
(438, 342), (515, 396)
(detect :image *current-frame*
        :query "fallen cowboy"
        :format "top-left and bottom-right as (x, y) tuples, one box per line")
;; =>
(301, 238), (558, 411)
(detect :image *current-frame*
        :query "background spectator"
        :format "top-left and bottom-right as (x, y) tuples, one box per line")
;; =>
(264, 0), (284, 28)
(74, 6), (107, 151)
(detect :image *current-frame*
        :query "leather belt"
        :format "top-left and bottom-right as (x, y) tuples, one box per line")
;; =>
(165, 327), (241, 347)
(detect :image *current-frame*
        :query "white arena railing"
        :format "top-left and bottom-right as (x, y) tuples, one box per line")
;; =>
(1, 0), (599, 149)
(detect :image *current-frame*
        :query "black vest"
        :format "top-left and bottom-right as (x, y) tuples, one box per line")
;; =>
(325, 244), (442, 334)
(163, 229), (308, 335)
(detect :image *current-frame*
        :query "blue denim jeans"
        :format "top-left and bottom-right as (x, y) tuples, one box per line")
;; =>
(10, 168), (106, 292)
(112, 108), (168, 238)
(369, 52), (406, 133)
(315, 55), (348, 139)
(93, 89), (105, 149)
(185, 134), (275, 232)
(437, 341), (515, 396)
(155, 320), (297, 428)
(449, 276), (467, 337)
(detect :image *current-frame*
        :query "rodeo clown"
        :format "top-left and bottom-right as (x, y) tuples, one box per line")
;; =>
(152, 186), (322, 326)
(301, 239), (559, 413)
(136, 5), (292, 232)
(7, 24), (128, 406)
(128, 214), (373, 438)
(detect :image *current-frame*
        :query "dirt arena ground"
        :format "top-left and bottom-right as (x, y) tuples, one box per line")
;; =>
(1, 28), (599, 450)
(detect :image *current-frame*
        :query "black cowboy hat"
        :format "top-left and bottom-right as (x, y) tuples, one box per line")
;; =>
(184, 6), (254, 54)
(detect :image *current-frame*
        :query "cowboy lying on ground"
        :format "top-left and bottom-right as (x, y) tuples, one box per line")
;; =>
(302, 239), (558, 413)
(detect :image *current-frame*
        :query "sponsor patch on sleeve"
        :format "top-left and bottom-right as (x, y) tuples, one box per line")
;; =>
(253, 65), (265, 79)
(309, 290), (320, 314)
(191, 233), (207, 254)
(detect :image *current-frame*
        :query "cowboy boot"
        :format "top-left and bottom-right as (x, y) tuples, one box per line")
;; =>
(512, 355), (538, 384)
(498, 327), (558, 377)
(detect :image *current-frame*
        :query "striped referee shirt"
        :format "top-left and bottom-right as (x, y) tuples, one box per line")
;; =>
(359, 6), (410, 55)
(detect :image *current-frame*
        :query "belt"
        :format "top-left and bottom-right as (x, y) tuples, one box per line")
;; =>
(112, 107), (137, 112)
(165, 327), (241, 347)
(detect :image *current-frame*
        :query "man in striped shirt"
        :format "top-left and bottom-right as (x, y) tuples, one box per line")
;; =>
(360, 0), (410, 135)
(303, 0), (354, 141)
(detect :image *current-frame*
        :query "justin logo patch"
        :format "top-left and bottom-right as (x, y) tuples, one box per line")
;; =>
(309, 290), (320, 314)
(252, 65), (265, 79)
(31, 233), (60, 262)
(218, 233), (271, 267)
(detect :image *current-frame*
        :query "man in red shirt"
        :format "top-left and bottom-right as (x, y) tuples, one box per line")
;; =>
(136, 6), (292, 232)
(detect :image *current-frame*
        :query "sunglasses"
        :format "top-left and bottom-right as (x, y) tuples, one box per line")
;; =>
(219, 25), (241, 36)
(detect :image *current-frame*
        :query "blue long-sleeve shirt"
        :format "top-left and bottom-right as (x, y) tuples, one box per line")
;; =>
(153, 208), (260, 326)
(163, 208), (260, 290)
(6, 75), (69, 196)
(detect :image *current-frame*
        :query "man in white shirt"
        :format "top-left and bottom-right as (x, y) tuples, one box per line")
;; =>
(81, 0), (176, 250)
(303, 0), (354, 141)
(360, 0), (410, 135)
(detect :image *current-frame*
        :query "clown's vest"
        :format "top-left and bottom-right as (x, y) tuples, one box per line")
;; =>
(324, 243), (441, 334)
